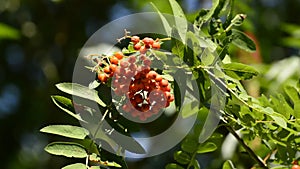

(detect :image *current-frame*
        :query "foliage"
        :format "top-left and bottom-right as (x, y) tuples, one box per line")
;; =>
(41, 0), (300, 168)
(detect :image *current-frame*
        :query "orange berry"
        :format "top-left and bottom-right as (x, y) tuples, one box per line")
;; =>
(131, 36), (140, 44)
(110, 56), (119, 65)
(103, 66), (111, 74)
(142, 37), (154, 47)
(134, 43), (141, 50)
(97, 73), (108, 83)
(114, 51), (124, 60)
(159, 79), (168, 87)
(122, 103), (131, 112)
(143, 59), (151, 66)
(155, 75), (162, 82)
(292, 165), (300, 169)
(152, 42), (161, 49)
(139, 45), (147, 54)
(146, 71), (157, 79)
(128, 56), (136, 63)
(109, 64), (117, 72)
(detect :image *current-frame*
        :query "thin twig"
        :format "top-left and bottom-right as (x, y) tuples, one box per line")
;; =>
(225, 125), (268, 169)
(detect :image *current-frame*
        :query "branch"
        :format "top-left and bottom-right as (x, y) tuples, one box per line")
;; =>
(225, 125), (268, 169)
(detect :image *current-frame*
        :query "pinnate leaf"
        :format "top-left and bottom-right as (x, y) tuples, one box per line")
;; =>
(222, 160), (236, 169)
(197, 142), (217, 153)
(222, 62), (259, 80)
(45, 142), (87, 158)
(231, 29), (256, 52)
(62, 163), (86, 169)
(56, 83), (106, 107)
(40, 125), (89, 139)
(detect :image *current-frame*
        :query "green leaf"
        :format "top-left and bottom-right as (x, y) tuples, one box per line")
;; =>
(231, 29), (256, 52)
(40, 125), (89, 139)
(201, 48), (217, 66)
(171, 28), (185, 59)
(200, 0), (220, 22)
(284, 85), (300, 104)
(174, 151), (191, 165)
(222, 160), (236, 169)
(165, 163), (184, 169)
(181, 138), (198, 153)
(181, 100), (199, 118)
(51, 96), (85, 122)
(0, 23), (20, 40)
(151, 3), (172, 36)
(294, 100), (300, 119)
(169, 0), (187, 42)
(56, 83), (106, 107)
(222, 62), (259, 80)
(197, 142), (217, 153)
(259, 107), (287, 129)
(193, 160), (201, 169)
(45, 142), (87, 158)
(62, 163), (86, 169)
(274, 94), (294, 119)
(185, 31), (202, 66)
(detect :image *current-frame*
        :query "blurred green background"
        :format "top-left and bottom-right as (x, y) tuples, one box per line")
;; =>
(0, 0), (300, 168)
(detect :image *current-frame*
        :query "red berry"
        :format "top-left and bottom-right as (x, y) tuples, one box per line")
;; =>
(120, 61), (129, 68)
(133, 94), (143, 104)
(155, 75), (162, 82)
(143, 59), (151, 66)
(122, 103), (131, 112)
(128, 56), (136, 63)
(292, 165), (300, 169)
(103, 66), (111, 74)
(152, 42), (161, 49)
(131, 36), (140, 44)
(110, 56), (119, 65)
(98, 73), (108, 83)
(146, 71), (157, 79)
(109, 64), (117, 73)
(159, 79), (169, 87)
(142, 37), (154, 47)
(168, 94), (174, 102)
(139, 45), (147, 54)
(134, 43), (142, 50)
(114, 51), (124, 60)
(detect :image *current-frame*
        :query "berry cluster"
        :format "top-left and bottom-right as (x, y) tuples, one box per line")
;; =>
(113, 54), (174, 121)
(93, 35), (173, 121)
(131, 36), (161, 53)
(97, 51), (124, 83)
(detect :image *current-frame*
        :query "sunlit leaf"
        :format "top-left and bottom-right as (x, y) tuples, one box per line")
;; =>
(40, 125), (89, 139)
(165, 163), (184, 169)
(222, 160), (236, 169)
(151, 3), (172, 36)
(62, 163), (86, 169)
(51, 96), (85, 122)
(284, 85), (300, 104)
(294, 100), (300, 119)
(181, 100), (199, 118)
(222, 62), (259, 80)
(200, 0), (220, 22)
(56, 83), (106, 107)
(174, 151), (191, 165)
(231, 29), (256, 52)
(181, 138), (198, 153)
(45, 142), (87, 158)
(169, 0), (187, 42)
(197, 142), (217, 153)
